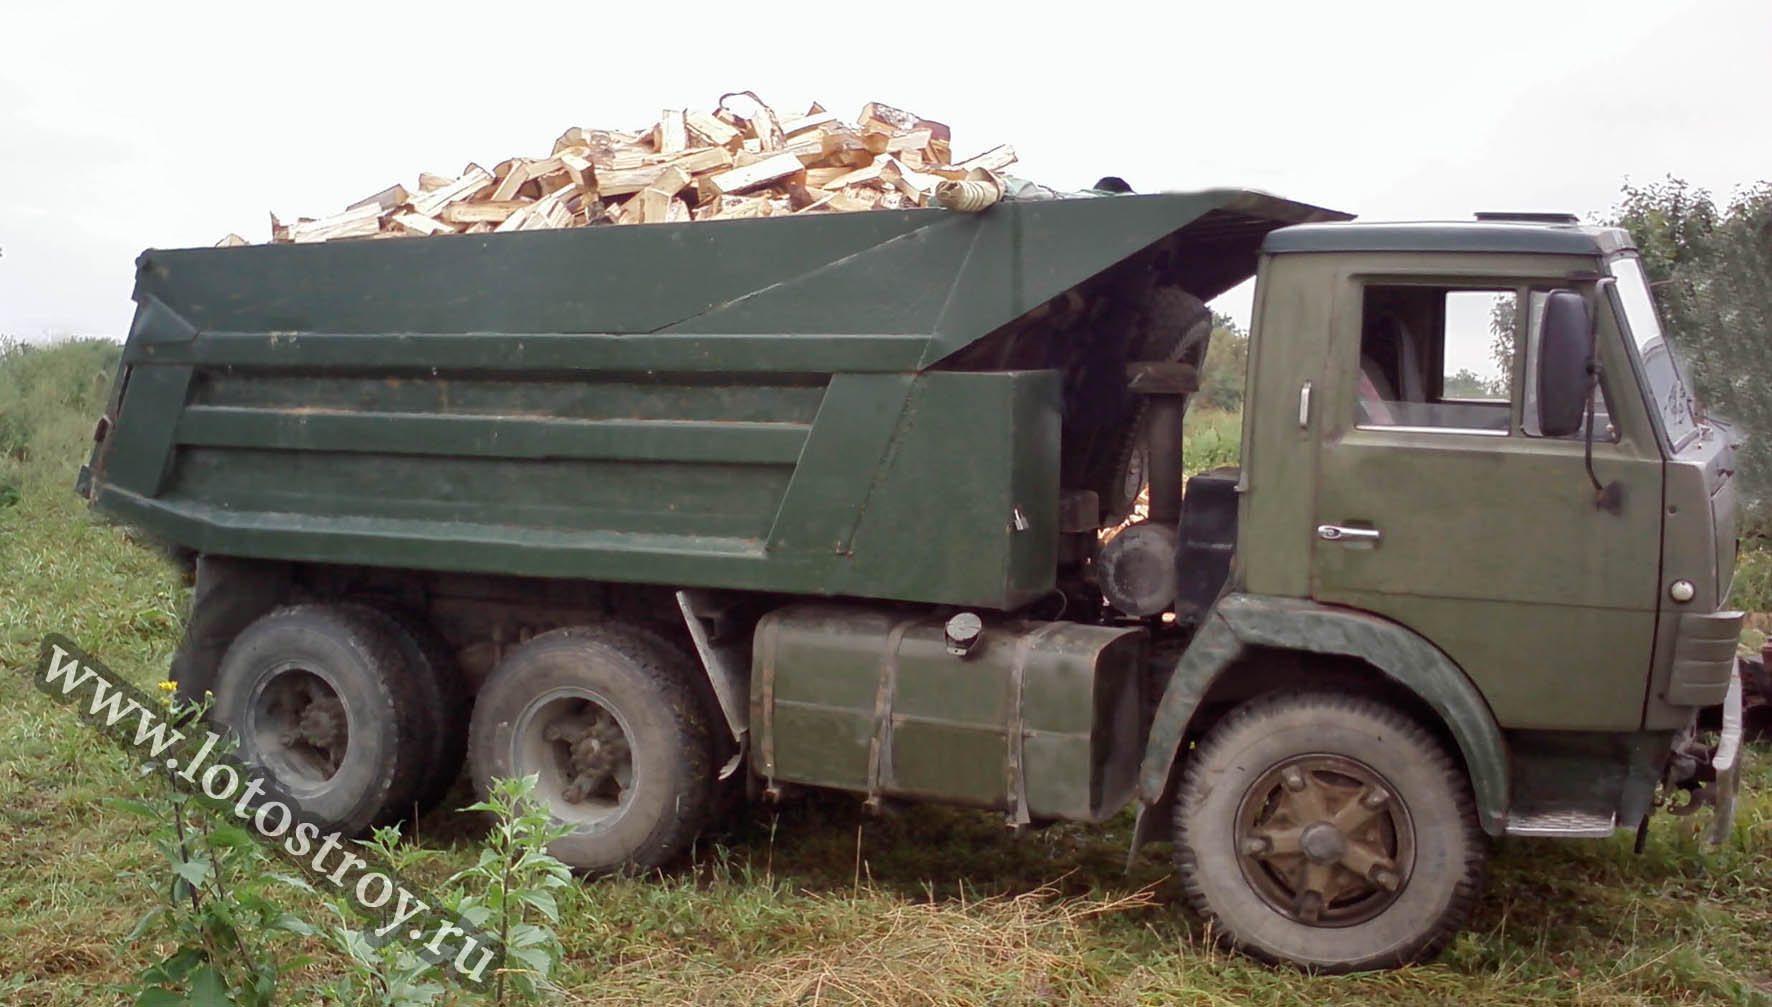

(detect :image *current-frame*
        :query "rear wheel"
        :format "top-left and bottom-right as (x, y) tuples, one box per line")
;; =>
(467, 624), (714, 874)
(212, 605), (428, 836)
(355, 601), (470, 816)
(1173, 691), (1487, 972)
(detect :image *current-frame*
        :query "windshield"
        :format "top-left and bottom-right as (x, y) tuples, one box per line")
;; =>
(1611, 255), (1699, 449)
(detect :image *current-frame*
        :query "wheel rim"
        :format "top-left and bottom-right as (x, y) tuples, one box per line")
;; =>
(1234, 753), (1414, 927)
(511, 687), (638, 831)
(248, 665), (350, 790)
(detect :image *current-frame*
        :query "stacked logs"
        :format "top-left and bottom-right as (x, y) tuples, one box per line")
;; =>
(226, 95), (1016, 247)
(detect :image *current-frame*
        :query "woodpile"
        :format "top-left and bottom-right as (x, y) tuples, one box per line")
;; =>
(232, 94), (1017, 246)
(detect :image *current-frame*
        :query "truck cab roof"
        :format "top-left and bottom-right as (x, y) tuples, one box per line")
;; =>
(1262, 219), (1636, 257)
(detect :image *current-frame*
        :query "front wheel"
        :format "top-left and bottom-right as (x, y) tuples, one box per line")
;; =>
(467, 625), (714, 874)
(1173, 691), (1487, 972)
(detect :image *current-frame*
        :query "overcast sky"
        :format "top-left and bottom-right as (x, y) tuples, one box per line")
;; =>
(3, 0), (1767, 347)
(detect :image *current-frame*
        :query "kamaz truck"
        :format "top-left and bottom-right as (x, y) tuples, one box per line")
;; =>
(79, 189), (1746, 970)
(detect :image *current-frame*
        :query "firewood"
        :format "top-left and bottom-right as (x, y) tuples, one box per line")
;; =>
(952, 144), (1017, 173)
(718, 91), (785, 151)
(441, 201), (530, 225)
(707, 152), (803, 195)
(596, 164), (671, 197)
(289, 203), (382, 243)
(559, 151), (595, 192)
(685, 111), (741, 148)
(654, 109), (688, 154)
(390, 213), (454, 236)
(664, 147), (735, 174)
(249, 92), (1015, 244)
(348, 184), (410, 213)
(410, 166), (494, 217)
(781, 111), (841, 137)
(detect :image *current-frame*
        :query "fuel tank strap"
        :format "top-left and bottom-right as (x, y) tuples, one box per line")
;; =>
(1006, 622), (1067, 826)
(864, 618), (918, 808)
(757, 619), (781, 789)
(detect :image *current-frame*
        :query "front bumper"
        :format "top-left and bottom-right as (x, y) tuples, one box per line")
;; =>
(1709, 672), (1743, 845)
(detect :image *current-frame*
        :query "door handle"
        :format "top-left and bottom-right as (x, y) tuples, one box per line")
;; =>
(1318, 524), (1381, 544)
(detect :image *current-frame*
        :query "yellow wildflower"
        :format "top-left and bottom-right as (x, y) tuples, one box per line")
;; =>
(158, 680), (178, 693)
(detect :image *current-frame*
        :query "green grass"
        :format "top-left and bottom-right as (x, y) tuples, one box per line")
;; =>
(1, 343), (1769, 1004)
(1183, 407), (1242, 477)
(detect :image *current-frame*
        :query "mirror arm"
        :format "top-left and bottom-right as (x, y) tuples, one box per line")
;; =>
(1583, 278), (1623, 515)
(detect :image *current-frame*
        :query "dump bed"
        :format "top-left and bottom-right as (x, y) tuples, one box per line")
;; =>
(85, 190), (1344, 609)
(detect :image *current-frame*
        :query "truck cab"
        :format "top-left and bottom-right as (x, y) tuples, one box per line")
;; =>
(1126, 217), (1744, 969)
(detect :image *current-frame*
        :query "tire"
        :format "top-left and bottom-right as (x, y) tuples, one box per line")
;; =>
(355, 601), (470, 816)
(1074, 287), (1211, 525)
(467, 624), (714, 874)
(212, 605), (429, 837)
(1173, 691), (1487, 972)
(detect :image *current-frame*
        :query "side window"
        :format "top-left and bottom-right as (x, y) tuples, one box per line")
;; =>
(1522, 290), (1617, 440)
(1355, 285), (1515, 433)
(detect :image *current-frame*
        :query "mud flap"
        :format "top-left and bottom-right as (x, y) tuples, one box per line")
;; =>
(1709, 673), (1742, 846)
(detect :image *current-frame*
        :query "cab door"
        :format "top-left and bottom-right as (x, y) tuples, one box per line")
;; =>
(1310, 266), (1663, 731)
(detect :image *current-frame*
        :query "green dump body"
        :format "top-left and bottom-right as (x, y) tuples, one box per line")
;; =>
(87, 190), (1341, 610)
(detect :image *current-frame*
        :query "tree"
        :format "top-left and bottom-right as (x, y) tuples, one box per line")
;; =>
(1607, 177), (1772, 526)
(1196, 313), (1247, 412)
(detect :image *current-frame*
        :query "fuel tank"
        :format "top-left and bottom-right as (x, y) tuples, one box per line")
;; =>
(750, 603), (1147, 822)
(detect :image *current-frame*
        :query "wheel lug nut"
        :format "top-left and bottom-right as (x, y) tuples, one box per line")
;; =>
(1370, 867), (1401, 891)
(1282, 769), (1306, 792)
(1361, 788), (1390, 810)
(1241, 836), (1271, 856)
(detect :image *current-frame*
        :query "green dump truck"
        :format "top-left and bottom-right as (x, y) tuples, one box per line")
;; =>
(80, 189), (1746, 971)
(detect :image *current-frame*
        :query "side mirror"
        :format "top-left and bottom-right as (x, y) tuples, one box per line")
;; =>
(1537, 289), (1591, 438)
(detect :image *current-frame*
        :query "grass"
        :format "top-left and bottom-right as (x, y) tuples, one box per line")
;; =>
(0, 342), (1768, 1004)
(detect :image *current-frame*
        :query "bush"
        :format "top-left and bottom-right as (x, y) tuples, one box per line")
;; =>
(0, 335), (121, 490)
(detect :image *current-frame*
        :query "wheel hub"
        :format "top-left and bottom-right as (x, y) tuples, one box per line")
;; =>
(1235, 753), (1414, 927)
(543, 713), (632, 805)
(1299, 821), (1347, 863)
(293, 693), (347, 752)
(513, 688), (639, 828)
(256, 669), (347, 784)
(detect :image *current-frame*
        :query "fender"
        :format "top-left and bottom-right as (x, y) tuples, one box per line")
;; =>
(1137, 593), (1509, 838)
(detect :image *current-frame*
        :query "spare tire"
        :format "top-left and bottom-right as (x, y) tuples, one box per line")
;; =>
(1066, 287), (1212, 524)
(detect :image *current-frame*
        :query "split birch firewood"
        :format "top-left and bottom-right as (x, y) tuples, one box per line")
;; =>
(780, 110), (842, 136)
(719, 91), (785, 152)
(819, 156), (889, 190)
(881, 157), (943, 199)
(952, 144), (1017, 173)
(559, 151), (595, 193)
(654, 109), (688, 154)
(409, 166), (495, 217)
(707, 152), (803, 195)
(348, 184), (410, 213)
(389, 213), (455, 236)
(289, 203), (383, 243)
(248, 94), (1015, 244)
(442, 201), (529, 225)
(685, 111), (741, 148)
